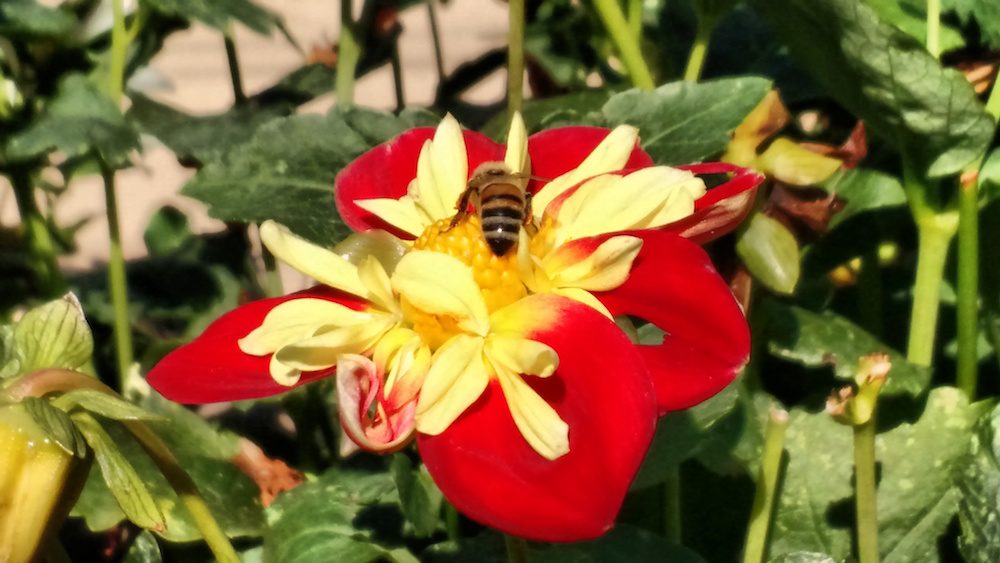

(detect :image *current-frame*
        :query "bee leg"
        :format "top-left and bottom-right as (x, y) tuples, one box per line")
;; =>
(447, 188), (476, 231)
(523, 192), (538, 237)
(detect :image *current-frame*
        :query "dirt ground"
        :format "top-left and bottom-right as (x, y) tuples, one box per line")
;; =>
(1, 0), (509, 288)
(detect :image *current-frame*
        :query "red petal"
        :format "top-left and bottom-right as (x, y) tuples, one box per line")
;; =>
(418, 297), (656, 542)
(146, 288), (365, 404)
(526, 126), (653, 194)
(585, 230), (750, 413)
(665, 162), (764, 243)
(334, 128), (505, 235)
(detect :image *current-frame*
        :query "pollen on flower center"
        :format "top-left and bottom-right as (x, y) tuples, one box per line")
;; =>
(412, 216), (527, 313)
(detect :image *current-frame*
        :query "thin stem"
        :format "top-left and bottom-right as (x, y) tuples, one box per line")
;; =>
(854, 419), (879, 563)
(100, 163), (134, 387)
(444, 502), (460, 542)
(627, 0), (642, 41)
(591, 0), (655, 90)
(858, 249), (883, 337)
(223, 31), (247, 106)
(956, 175), (979, 397)
(108, 0), (128, 101)
(504, 535), (530, 563)
(664, 466), (682, 543)
(335, 0), (360, 106)
(742, 409), (790, 563)
(683, 20), (712, 82)
(926, 0), (941, 59)
(390, 41), (405, 112)
(906, 222), (955, 367)
(426, 0), (446, 84)
(10, 169), (65, 296)
(507, 0), (526, 113)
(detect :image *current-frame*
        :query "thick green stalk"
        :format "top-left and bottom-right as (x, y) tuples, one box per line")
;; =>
(223, 31), (246, 105)
(591, 0), (655, 90)
(335, 0), (360, 106)
(906, 221), (955, 367)
(504, 535), (530, 563)
(664, 467), (682, 543)
(10, 170), (64, 296)
(100, 164), (134, 386)
(956, 175), (979, 397)
(683, 20), (712, 82)
(926, 0), (941, 59)
(507, 0), (526, 113)
(108, 0), (128, 101)
(854, 419), (879, 563)
(742, 409), (790, 563)
(627, 0), (642, 40)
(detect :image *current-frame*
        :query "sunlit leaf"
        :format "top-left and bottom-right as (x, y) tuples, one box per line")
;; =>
(736, 213), (800, 295)
(13, 294), (93, 374)
(22, 397), (87, 458)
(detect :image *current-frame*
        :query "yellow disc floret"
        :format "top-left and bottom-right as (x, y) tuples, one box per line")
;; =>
(413, 216), (527, 313)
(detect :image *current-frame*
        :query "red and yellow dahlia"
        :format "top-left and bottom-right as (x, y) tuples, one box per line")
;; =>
(148, 113), (762, 542)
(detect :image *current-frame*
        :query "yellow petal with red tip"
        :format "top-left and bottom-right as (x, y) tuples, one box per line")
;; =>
(505, 111), (530, 175)
(274, 313), (396, 372)
(416, 334), (490, 435)
(546, 236), (642, 291)
(554, 167), (705, 244)
(238, 298), (368, 356)
(354, 197), (427, 238)
(531, 125), (639, 220)
(259, 221), (369, 298)
(493, 362), (569, 461)
(392, 251), (490, 337)
(551, 287), (613, 319)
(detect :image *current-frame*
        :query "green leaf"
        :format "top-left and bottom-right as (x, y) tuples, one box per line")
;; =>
(761, 299), (931, 398)
(5, 75), (140, 167)
(979, 148), (1000, 203)
(736, 212), (800, 295)
(0, 325), (21, 379)
(142, 206), (193, 256)
(390, 455), (443, 538)
(52, 389), (163, 422)
(983, 199), (1000, 371)
(752, 0), (993, 177)
(824, 168), (908, 230)
(142, 0), (279, 34)
(864, 0), (965, 52)
(13, 294), (93, 373)
(0, 0), (75, 39)
(958, 401), (1000, 562)
(542, 525), (706, 562)
(768, 553), (837, 563)
(121, 530), (162, 563)
(264, 467), (408, 563)
(183, 109), (431, 246)
(21, 397), (87, 457)
(602, 76), (772, 165)
(128, 95), (292, 166)
(946, 0), (1000, 49)
(72, 413), (167, 532)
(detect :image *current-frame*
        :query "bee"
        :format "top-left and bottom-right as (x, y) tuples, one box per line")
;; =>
(450, 161), (536, 256)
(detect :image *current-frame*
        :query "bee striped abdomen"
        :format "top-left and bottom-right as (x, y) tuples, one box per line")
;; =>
(480, 187), (524, 256)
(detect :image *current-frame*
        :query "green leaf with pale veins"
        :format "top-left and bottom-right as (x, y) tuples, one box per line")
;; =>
(390, 455), (443, 538)
(142, 0), (279, 34)
(22, 397), (87, 458)
(5, 74), (140, 167)
(183, 108), (435, 246)
(958, 401), (1000, 562)
(752, 0), (994, 177)
(121, 530), (162, 563)
(13, 294), (93, 374)
(761, 299), (931, 398)
(0, 0), (75, 39)
(0, 325), (21, 379)
(602, 76), (772, 165)
(52, 389), (163, 422)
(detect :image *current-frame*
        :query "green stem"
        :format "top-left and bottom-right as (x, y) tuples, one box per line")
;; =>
(906, 221), (955, 367)
(858, 249), (883, 337)
(100, 163), (134, 387)
(592, 0), (655, 90)
(108, 0), (128, 101)
(627, 0), (642, 41)
(683, 20), (712, 82)
(956, 175), (979, 398)
(335, 0), (360, 106)
(426, 0), (446, 83)
(742, 409), (790, 563)
(10, 169), (64, 296)
(504, 535), (530, 563)
(444, 502), (460, 542)
(223, 31), (247, 106)
(664, 466), (682, 543)
(926, 0), (941, 59)
(507, 0), (526, 113)
(854, 419), (879, 563)
(390, 41), (405, 112)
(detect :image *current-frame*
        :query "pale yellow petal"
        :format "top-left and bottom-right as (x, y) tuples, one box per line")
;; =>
(384, 342), (431, 405)
(268, 355), (302, 386)
(357, 256), (399, 314)
(546, 235), (642, 291)
(259, 221), (369, 298)
(391, 250), (490, 336)
(238, 298), (371, 356)
(485, 334), (558, 379)
(415, 334), (490, 435)
(531, 125), (639, 220)
(551, 287), (613, 319)
(504, 111), (530, 175)
(430, 114), (469, 214)
(354, 197), (427, 238)
(494, 365), (569, 460)
(274, 313), (396, 372)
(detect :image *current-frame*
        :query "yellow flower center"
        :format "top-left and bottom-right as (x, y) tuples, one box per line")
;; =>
(528, 215), (558, 259)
